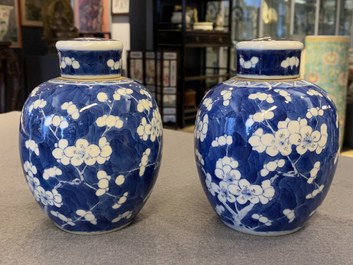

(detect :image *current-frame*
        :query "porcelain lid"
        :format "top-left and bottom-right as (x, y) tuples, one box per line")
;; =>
(236, 38), (303, 51)
(56, 38), (123, 51)
(56, 38), (123, 79)
(235, 38), (303, 80)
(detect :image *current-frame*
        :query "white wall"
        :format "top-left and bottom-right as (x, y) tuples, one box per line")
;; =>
(111, 16), (130, 73)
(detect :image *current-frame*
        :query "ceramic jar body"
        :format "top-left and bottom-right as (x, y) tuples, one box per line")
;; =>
(195, 40), (339, 235)
(19, 40), (163, 234)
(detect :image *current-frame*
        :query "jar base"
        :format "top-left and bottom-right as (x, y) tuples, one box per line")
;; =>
(53, 221), (133, 235)
(222, 221), (303, 236)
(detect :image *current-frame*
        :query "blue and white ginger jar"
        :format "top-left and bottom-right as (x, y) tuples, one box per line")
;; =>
(194, 39), (339, 235)
(19, 38), (163, 234)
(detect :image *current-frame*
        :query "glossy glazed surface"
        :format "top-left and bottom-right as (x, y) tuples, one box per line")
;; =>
(194, 78), (339, 234)
(236, 49), (301, 78)
(19, 77), (163, 233)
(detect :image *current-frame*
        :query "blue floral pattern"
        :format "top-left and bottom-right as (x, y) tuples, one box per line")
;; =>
(236, 50), (301, 77)
(20, 77), (163, 233)
(195, 79), (339, 235)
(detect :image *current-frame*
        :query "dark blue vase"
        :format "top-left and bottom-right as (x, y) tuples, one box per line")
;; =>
(194, 39), (339, 235)
(19, 38), (163, 234)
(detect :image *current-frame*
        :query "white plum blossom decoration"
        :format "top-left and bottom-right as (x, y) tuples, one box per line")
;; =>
(260, 159), (285, 177)
(136, 110), (162, 142)
(115, 175), (125, 186)
(195, 149), (204, 166)
(306, 185), (325, 199)
(137, 117), (152, 141)
(239, 56), (259, 69)
(283, 209), (295, 223)
(203, 98), (213, 111)
(150, 110), (163, 142)
(76, 209), (97, 225)
(139, 148), (151, 176)
(61, 102), (80, 120)
(248, 128), (285, 157)
(290, 122), (327, 155)
(228, 179), (275, 205)
(251, 106), (277, 123)
(29, 99), (47, 112)
(52, 138), (112, 166)
(23, 161), (37, 178)
(195, 114), (209, 142)
(112, 210), (133, 223)
(280, 56), (299, 69)
(60, 57), (80, 69)
(112, 192), (128, 209)
(34, 187), (63, 208)
(221, 90), (232, 106)
(215, 156), (241, 182)
(50, 211), (75, 226)
(248, 92), (274, 103)
(96, 170), (111, 196)
(43, 166), (62, 180)
(216, 181), (235, 203)
(274, 89), (292, 102)
(107, 59), (120, 70)
(96, 115), (124, 129)
(44, 115), (69, 129)
(137, 99), (153, 113)
(211, 135), (233, 147)
(252, 213), (272, 226)
(307, 161), (321, 184)
(307, 89), (323, 97)
(205, 173), (220, 196)
(30, 86), (40, 97)
(113, 88), (133, 100)
(140, 88), (152, 99)
(215, 205), (225, 215)
(97, 92), (109, 102)
(25, 140), (39, 156)
(306, 107), (324, 119)
(45, 189), (63, 207)
(249, 118), (328, 157)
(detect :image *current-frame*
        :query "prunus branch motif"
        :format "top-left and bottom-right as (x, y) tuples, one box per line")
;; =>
(23, 85), (161, 227)
(195, 86), (333, 230)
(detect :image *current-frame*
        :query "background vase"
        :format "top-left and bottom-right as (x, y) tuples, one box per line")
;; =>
(303, 35), (350, 149)
(19, 39), (163, 234)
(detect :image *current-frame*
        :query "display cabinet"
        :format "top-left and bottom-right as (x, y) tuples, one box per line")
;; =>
(232, 0), (353, 43)
(153, 0), (233, 128)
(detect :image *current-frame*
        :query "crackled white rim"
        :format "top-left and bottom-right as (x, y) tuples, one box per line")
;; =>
(56, 38), (123, 51)
(236, 40), (303, 50)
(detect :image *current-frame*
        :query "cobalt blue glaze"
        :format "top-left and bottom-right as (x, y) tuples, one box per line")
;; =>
(195, 40), (339, 235)
(58, 50), (122, 76)
(19, 39), (163, 233)
(236, 49), (301, 77)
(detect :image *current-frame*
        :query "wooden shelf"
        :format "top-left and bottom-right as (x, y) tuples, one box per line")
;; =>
(154, 0), (233, 128)
(157, 29), (232, 47)
(184, 73), (230, 82)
